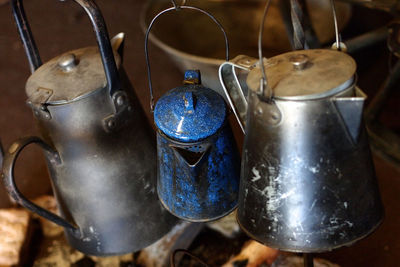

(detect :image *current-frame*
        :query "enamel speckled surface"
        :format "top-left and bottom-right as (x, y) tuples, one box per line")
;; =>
(154, 84), (226, 142)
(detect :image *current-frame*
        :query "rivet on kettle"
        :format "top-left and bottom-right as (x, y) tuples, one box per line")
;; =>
(255, 105), (263, 115)
(116, 95), (125, 106)
(290, 54), (309, 70)
(58, 53), (77, 72)
(268, 110), (280, 124)
(107, 119), (116, 129)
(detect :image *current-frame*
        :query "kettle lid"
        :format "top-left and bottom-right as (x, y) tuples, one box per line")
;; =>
(25, 46), (121, 105)
(154, 70), (226, 142)
(247, 49), (356, 100)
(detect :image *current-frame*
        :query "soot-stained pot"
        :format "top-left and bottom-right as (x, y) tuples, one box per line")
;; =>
(2, 0), (177, 256)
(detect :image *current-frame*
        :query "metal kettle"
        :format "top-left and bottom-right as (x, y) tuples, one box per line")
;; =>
(2, 0), (177, 256)
(219, 49), (384, 252)
(144, 3), (240, 222)
(154, 70), (240, 222)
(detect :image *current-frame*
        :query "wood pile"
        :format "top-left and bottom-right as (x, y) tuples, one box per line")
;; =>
(0, 209), (30, 266)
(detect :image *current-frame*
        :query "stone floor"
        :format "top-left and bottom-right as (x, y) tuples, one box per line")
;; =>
(0, 0), (399, 266)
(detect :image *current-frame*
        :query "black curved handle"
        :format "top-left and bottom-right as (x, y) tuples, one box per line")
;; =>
(11, 0), (120, 96)
(2, 136), (79, 233)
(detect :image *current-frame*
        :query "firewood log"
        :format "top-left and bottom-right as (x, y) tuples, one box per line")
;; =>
(0, 209), (30, 266)
(222, 240), (279, 267)
(32, 195), (63, 237)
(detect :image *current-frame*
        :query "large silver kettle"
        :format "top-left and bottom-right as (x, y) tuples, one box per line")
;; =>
(2, 0), (177, 256)
(219, 49), (383, 252)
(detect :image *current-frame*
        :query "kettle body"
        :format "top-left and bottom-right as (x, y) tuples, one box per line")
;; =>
(219, 50), (384, 252)
(155, 71), (240, 222)
(28, 64), (176, 256)
(3, 0), (177, 256)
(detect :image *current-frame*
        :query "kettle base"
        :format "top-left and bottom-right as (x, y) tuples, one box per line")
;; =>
(236, 215), (384, 253)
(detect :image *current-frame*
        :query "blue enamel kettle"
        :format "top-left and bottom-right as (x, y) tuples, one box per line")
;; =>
(153, 70), (240, 221)
(144, 3), (240, 221)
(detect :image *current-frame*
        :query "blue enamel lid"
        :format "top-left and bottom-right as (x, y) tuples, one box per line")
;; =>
(154, 70), (226, 142)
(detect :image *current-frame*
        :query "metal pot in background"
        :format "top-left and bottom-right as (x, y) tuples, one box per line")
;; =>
(2, 0), (177, 256)
(141, 0), (351, 98)
(219, 49), (384, 252)
(338, 0), (400, 13)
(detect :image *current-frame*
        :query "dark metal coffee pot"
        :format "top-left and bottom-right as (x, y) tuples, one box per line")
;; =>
(154, 70), (240, 222)
(219, 49), (384, 252)
(2, 0), (177, 256)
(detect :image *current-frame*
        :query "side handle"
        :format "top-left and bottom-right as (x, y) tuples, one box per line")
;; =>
(218, 55), (257, 133)
(2, 137), (78, 234)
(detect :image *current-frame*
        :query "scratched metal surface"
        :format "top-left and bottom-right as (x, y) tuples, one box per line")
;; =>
(237, 89), (383, 252)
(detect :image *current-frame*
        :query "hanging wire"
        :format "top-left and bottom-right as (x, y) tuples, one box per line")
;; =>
(258, 0), (273, 100)
(330, 0), (342, 51)
(170, 249), (209, 267)
(290, 0), (306, 50)
(144, 4), (229, 111)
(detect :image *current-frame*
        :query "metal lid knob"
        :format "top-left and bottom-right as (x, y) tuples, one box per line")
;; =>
(290, 54), (309, 70)
(246, 49), (357, 99)
(58, 53), (77, 72)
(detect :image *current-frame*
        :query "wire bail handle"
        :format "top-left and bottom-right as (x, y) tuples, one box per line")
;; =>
(258, 0), (274, 102)
(330, 0), (347, 51)
(144, 0), (230, 111)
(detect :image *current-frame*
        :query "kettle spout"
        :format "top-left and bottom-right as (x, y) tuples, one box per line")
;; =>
(219, 56), (258, 133)
(111, 32), (125, 61)
(171, 144), (211, 169)
(333, 87), (367, 144)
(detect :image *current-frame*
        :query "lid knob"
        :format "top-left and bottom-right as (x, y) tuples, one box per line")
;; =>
(58, 53), (77, 72)
(183, 70), (201, 85)
(290, 54), (309, 70)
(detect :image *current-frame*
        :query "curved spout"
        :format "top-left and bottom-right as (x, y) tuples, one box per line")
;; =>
(219, 55), (258, 133)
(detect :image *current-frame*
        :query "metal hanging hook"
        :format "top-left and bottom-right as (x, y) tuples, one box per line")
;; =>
(170, 0), (187, 10)
(258, 0), (273, 101)
(145, 4), (229, 111)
